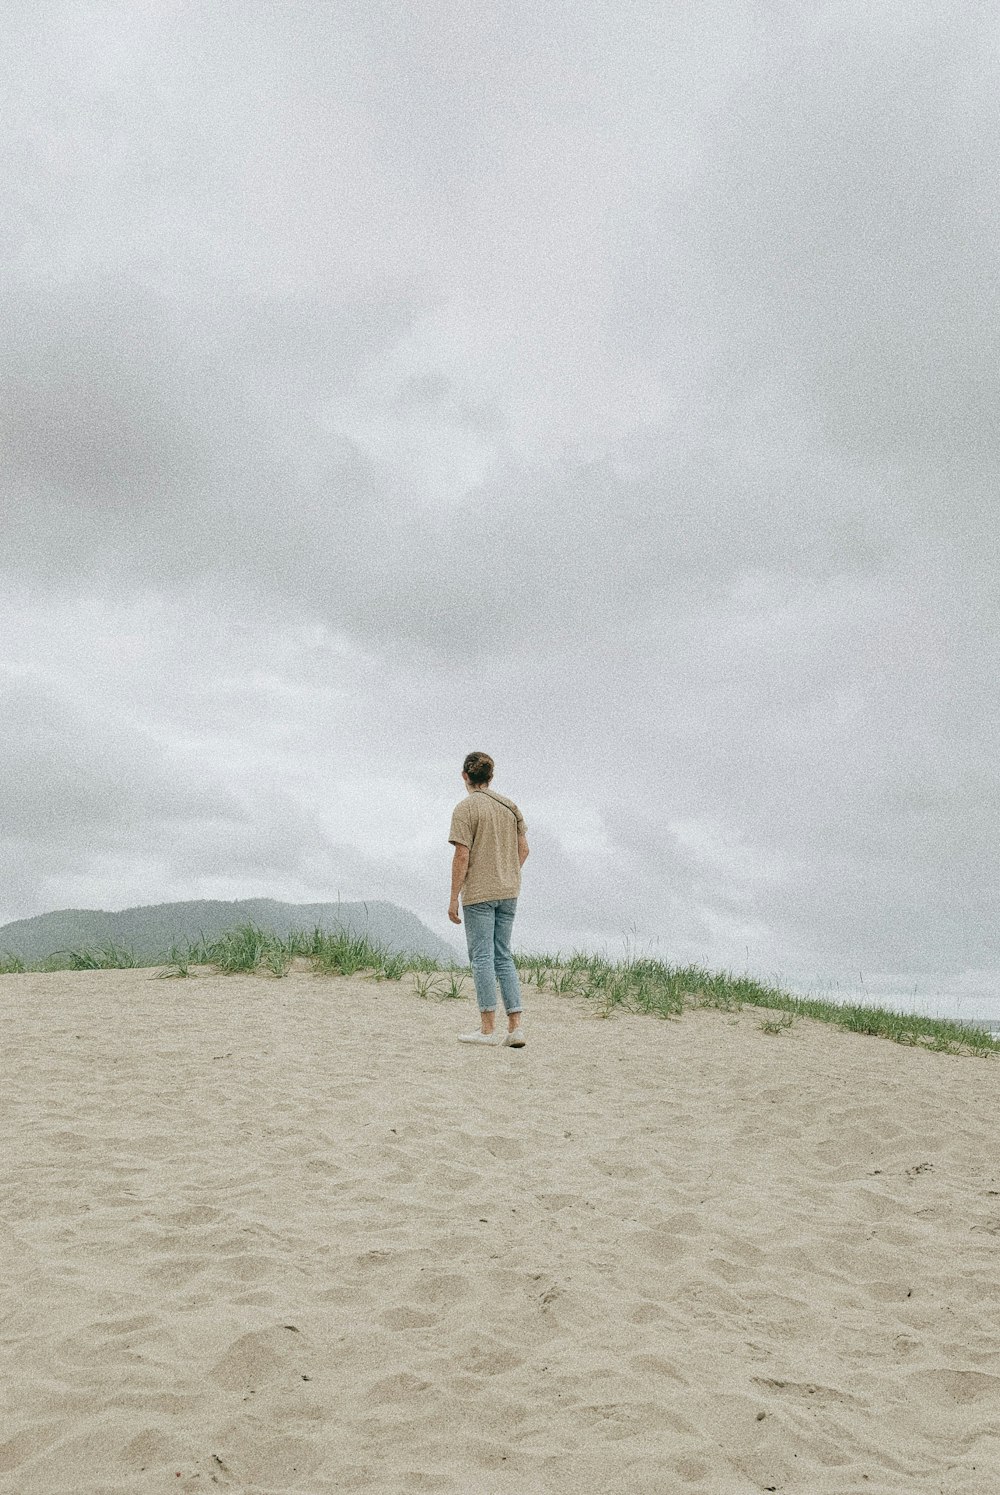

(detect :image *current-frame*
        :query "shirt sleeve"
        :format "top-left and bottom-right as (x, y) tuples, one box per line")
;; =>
(514, 802), (526, 834)
(448, 802), (472, 847)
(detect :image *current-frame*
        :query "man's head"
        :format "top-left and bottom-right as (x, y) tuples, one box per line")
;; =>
(462, 751), (494, 787)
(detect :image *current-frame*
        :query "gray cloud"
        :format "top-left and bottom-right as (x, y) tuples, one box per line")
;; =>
(0, 4), (994, 987)
(0, 673), (232, 839)
(634, 9), (1000, 486)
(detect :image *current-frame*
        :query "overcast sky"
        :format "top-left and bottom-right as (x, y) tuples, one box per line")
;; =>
(1, 2), (995, 989)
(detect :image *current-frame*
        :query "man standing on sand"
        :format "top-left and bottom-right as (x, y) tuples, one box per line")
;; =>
(448, 751), (529, 1047)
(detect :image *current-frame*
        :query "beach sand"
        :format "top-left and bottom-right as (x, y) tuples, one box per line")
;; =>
(1, 966), (999, 1495)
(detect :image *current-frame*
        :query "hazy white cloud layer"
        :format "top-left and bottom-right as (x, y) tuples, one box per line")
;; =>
(2, 3), (995, 988)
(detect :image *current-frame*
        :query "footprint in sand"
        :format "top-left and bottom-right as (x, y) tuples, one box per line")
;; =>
(0, 1425), (65, 1475)
(166, 1205), (225, 1227)
(535, 1192), (579, 1211)
(379, 1306), (439, 1330)
(483, 1136), (523, 1159)
(435, 1167), (478, 1192)
(629, 1353), (686, 1383)
(409, 1272), (471, 1307)
(366, 1370), (433, 1402)
(625, 1301), (667, 1324)
(145, 1256), (210, 1289)
(627, 1227), (690, 1267)
(209, 1325), (309, 1393)
(457, 1341), (524, 1377)
(909, 1368), (1000, 1406)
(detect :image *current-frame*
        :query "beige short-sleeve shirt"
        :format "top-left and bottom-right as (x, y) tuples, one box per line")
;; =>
(448, 789), (526, 905)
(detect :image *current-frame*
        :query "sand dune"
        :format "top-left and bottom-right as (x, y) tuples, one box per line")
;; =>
(1, 966), (999, 1494)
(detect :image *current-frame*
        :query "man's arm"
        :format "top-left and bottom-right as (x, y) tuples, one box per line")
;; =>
(518, 831), (529, 867)
(448, 842), (470, 923)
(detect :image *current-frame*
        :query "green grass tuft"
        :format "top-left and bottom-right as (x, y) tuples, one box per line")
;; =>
(307, 929), (387, 977)
(204, 924), (275, 974)
(155, 943), (194, 979)
(413, 973), (444, 1000)
(64, 943), (142, 970)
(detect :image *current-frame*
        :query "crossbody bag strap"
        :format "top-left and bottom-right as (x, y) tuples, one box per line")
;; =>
(477, 789), (519, 822)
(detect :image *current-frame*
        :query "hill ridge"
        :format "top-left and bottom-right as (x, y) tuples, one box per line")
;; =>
(0, 897), (457, 965)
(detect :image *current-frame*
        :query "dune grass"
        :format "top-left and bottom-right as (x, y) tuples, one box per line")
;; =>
(170, 924), (424, 981)
(512, 950), (999, 1058)
(1, 923), (994, 1057)
(66, 943), (143, 970)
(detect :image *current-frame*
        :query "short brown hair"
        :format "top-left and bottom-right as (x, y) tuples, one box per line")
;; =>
(463, 751), (494, 785)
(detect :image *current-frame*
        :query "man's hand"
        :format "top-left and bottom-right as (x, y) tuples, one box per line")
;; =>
(448, 900), (462, 925)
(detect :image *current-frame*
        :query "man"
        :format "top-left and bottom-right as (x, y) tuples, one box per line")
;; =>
(448, 751), (529, 1047)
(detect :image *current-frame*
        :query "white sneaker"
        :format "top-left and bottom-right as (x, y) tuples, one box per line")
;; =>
(504, 1028), (526, 1047)
(457, 1031), (498, 1044)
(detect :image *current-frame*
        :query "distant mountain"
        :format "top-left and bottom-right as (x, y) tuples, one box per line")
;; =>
(0, 898), (458, 966)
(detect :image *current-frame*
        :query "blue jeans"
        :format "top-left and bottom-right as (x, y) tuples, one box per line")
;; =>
(463, 898), (523, 1015)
